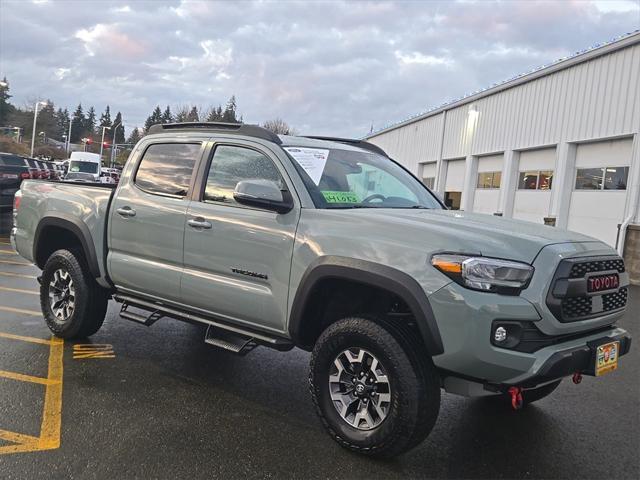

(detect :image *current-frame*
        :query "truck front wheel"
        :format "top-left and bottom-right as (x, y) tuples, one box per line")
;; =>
(309, 316), (440, 458)
(40, 249), (109, 339)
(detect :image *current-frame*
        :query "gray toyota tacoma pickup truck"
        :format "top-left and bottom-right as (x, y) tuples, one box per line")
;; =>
(11, 122), (631, 457)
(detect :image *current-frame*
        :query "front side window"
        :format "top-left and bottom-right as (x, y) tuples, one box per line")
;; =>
(203, 145), (283, 205)
(284, 146), (442, 209)
(135, 143), (200, 197)
(576, 166), (628, 190)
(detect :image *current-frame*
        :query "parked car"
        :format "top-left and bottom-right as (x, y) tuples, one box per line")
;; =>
(11, 122), (631, 457)
(0, 153), (32, 210)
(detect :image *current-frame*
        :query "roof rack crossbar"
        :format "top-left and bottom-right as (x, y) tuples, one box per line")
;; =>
(147, 122), (282, 144)
(301, 136), (388, 157)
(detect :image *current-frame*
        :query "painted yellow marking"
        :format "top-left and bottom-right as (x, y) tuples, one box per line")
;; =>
(0, 370), (60, 386)
(0, 249), (18, 255)
(0, 332), (52, 346)
(0, 305), (41, 316)
(0, 335), (64, 455)
(0, 241), (10, 246)
(0, 259), (32, 266)
(0, 271), (37, 279)
(73, 344), (115, 359)
(0, 285), (38, 295)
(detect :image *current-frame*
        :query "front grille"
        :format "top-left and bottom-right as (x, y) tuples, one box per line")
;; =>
(547, 256), (628, 322)
(561, 296), (593, 319)
(603, 287), (628, 311)
(569, 259), (625, 278)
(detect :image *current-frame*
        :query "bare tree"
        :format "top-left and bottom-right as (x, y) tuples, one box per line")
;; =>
(262, 118), (297, 135)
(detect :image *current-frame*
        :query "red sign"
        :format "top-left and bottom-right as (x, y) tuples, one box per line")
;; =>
(587, 273), (619, 293)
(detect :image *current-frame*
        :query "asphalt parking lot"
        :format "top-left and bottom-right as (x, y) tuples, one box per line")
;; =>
(0, 235), (638, 480)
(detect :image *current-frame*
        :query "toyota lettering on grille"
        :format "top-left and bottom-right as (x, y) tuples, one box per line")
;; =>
(587, 273), (619, 293)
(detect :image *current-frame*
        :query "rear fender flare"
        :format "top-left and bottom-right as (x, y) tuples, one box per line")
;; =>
(33, 214), (101, 278)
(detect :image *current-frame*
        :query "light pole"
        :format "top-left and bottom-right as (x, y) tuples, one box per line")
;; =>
(30, 101), (48, 157)
(110, 121), (121, 168)
(66, 118), (73, 156)
(99, 125), (111, 160)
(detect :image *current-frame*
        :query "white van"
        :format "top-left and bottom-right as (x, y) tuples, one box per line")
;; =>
(67, 152), (101, 182)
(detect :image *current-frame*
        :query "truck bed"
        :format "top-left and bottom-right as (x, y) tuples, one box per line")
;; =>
(12, 179), (116, 287)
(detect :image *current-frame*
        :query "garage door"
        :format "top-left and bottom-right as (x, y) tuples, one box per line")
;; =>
(568, 138), (632, 246)
(444, 159), (465, 209)
(513, 148), (556, 224)
(473, 154), (503, 215)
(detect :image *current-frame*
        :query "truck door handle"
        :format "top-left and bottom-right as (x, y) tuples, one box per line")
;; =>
(187, 217), (212, 230)
(116, 206), (136, 218)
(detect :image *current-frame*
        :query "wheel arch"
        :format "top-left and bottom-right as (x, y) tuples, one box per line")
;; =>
(34, 215), (101, 278)
(288, 256), (444, 355)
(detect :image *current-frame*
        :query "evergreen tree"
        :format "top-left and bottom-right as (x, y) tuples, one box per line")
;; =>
(113, 111), (125, 144)
(126, 127), (142, 145)
(144, 106), (163, 132)
(161, 105), (173, 123)
(221, 95), (238, 123)
(186, 106), (199, 122)
(0, 76), (15, 126)
(71, 104), (85, 142)
(85, 106), (97, 137)
(35, 100), (58, 141)
(174, 105), (189, 122)
(99, 105), (112, 128)
(207, 105), (223, 122)
(55, 108), (70, 141)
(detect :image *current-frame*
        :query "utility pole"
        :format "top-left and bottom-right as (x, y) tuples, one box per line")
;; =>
(30, 101), (47, 157)
(66, 119), (73, 155)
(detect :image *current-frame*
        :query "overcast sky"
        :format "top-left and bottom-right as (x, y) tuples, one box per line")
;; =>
(1, 0), (639, 137)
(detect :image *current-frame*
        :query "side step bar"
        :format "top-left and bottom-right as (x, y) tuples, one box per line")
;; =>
(114, 294), (293, 353)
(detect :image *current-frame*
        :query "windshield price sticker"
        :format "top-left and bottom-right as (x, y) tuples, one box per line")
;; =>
(322, 191), (359, 203)
(284, 147), (329, 185)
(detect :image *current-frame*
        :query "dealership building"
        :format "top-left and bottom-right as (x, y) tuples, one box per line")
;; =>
(366, 31), (640, 282)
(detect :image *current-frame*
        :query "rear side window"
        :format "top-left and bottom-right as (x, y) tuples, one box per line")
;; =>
(135, 143), (200, 197)
(0, 154), (28, 167)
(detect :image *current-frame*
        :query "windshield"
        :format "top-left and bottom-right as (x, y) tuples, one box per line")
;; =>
(284, 146), (443, 209)
(69, 160), (99, 174)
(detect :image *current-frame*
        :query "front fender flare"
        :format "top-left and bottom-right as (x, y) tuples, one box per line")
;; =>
(288, 256), (444, 355)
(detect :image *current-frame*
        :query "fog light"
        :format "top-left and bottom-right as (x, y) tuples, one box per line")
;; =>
(494, 326), (507, 343)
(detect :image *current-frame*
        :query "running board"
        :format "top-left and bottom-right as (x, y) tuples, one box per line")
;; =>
(113, 294), (293, 351)
(205, 326), (258, 355)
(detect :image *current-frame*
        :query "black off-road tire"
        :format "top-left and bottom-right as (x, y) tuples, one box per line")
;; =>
(40, 249), (109, 339)
(309, 316), (441, 458)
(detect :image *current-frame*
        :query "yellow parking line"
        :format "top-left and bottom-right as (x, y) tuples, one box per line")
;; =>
(0, 370), (60, 386)
(0, 241), (10, 246)
(0, 259), (32, 266)
(0, 306), (41, 316)
(0, 249), (17, 255)
(0, 332), (51, 345)
(0, 286), (38, 295)
(0, 271), (37, 279)
(0, 429), (40, 446)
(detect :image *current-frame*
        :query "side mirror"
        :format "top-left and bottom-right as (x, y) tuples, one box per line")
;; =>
(233, 179), (294, 214)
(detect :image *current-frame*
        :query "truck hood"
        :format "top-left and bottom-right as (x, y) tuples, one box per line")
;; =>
(340, 208), (603, 264)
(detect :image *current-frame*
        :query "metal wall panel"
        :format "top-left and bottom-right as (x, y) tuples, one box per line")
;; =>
(370, 42), (640, 174)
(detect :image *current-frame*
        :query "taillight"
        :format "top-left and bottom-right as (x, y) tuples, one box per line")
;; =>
(13, 192), (21, 212)
(20, 172), (31, 179)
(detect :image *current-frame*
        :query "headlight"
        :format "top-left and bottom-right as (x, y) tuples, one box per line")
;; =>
(431, 254), (533, 294)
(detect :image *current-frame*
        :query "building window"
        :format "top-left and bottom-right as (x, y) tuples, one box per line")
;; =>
(476, 171), (501, 189)
(575, 166), (628, 190)
(518, 170), (553, 190)
(423, 177), (435, 189)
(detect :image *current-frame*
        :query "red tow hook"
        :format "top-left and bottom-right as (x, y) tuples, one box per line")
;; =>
(508, 387), (524, 410)
(572, 372), (583, 384)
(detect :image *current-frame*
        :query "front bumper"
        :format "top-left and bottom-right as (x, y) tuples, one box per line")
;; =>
(429, 282), (632, 390)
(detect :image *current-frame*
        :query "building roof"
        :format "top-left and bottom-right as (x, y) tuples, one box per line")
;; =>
(366, 30), (640, 139)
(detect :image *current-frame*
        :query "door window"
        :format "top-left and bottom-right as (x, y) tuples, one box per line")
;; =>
(203, 145), (283, 205)
(134, 143), (200, 197)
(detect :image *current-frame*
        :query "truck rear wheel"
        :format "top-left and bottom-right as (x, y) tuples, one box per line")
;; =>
(309, 316), (440, 458)
(40, 249), (109, 339)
